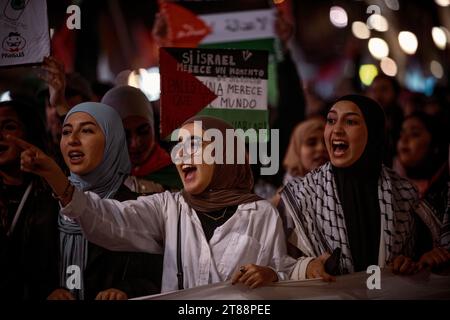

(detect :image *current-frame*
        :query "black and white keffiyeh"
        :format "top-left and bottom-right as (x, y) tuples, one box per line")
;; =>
(281, 162), (418, 274)
(416, 181), (450, 250)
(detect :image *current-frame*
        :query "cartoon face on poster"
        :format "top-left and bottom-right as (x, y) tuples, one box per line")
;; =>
(2, 32), (26, 53)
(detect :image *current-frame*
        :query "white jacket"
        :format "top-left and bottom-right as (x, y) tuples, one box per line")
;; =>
(61, 189), (297, 292)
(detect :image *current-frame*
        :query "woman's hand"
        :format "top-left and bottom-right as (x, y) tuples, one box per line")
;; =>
(47, 288), (75, 300)
(7, 135), (58, 178)
(95, 288), (128, 300)
(231, 264), (278, 289)
(391, 255), (421, 275)
(419, 247), (450, 269)
(306, 253), (336, 282)
(6, 135), (72, 205)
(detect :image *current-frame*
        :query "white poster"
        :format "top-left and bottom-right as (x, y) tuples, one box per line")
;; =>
(0, 0), (50, 67)
(135, 270), (450, 300)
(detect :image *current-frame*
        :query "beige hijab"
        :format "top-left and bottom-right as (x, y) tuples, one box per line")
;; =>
(283, 117), (325, 177)
(101, 85), (155, 131)
(180, 116), (261, 212)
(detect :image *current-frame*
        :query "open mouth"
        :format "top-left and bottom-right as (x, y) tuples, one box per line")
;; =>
(68, 151), (85, 163)
(181, 164), (197, 182)
(331, 140), (349, 157)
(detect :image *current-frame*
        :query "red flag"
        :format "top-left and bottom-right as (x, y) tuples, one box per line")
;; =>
(161, 2), (211, 47)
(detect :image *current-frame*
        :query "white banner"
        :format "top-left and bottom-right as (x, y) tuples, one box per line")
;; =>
(0, 0), (50, 67)
(200, 9), (276, 44)
(135, 269), (450, 300)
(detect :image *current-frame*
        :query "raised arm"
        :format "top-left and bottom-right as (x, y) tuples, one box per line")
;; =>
(61, 188), (166, 253)
(7, 135), (73, 205)
(7, 135), (166, 253)
(40, 56), (70, 117)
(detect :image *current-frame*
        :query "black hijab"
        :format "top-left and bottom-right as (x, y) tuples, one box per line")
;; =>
(331, 95), (386, 272)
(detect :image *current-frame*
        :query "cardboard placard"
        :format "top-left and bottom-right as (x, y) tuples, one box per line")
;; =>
(160, 47), (268, 138)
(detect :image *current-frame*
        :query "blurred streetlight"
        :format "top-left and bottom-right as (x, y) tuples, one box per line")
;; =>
(434, 0), (450, 7)
(352, 21), (370, 39)
(329, 6), (348, 28)
(380, 57), (398, 77)
(398, 31), (418, 55)
(384, 0), (400, 10)
(368, 37), (389, 59)
(367, 14), (389, 32)
(0, 91), (11, 102)
(430, 60), (443, 79)
(359, 64), (378, 86)
(127, 68), (161, 102)
(432, 27), (447, 49)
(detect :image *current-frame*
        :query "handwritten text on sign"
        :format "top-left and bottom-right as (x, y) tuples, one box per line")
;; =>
(170, 48), (268, 111)
(160, 47), (268, 136)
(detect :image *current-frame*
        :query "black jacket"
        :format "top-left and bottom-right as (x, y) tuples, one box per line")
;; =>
(0, 179), (60, 300)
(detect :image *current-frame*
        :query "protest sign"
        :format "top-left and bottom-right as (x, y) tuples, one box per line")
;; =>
(160, 47), (268, 139)
(160, 1), (280, 116)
